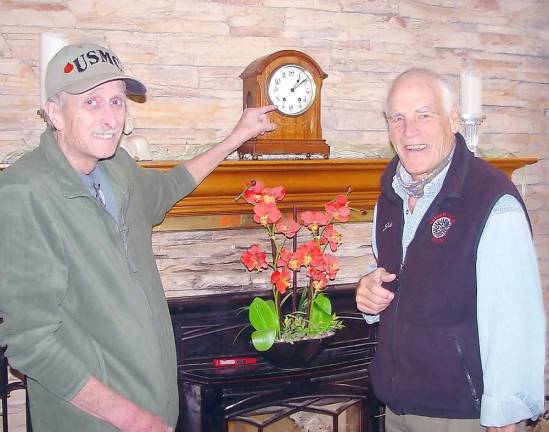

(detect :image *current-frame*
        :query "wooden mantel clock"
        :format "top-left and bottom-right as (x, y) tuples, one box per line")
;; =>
(238, 50), (330, 160)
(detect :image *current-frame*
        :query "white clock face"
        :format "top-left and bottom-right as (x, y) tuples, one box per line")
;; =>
(267, 64), (316, 116)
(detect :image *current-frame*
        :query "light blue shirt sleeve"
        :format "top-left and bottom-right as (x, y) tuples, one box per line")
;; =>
(363, 205), (380, 324)
(477, 194), (546, 426)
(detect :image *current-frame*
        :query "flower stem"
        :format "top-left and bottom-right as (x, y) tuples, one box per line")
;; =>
(270, 233), (283, 333)
(307, 280), (314, 334)
(291, 206), (298, 313)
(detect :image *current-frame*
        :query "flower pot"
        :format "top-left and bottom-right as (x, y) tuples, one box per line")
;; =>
(259, 333), (334, 369)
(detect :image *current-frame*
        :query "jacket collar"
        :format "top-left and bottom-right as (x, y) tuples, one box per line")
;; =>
(40, 127), (89, 199)
(381, 133), (471, 204)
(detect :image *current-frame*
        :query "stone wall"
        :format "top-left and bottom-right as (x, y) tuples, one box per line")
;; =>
(1, 1), (548, 427)
(154, 222), (376, 298)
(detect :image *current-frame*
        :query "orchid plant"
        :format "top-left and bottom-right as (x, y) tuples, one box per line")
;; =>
(237, 181), (352, 352)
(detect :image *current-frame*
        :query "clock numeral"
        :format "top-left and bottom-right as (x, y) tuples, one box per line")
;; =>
(281, 72), (286, 78)
(273, 86), (279, 93)
(289, 104), (294, 112)
(289, 69), (295, 76)
(274, 78), (280, 85)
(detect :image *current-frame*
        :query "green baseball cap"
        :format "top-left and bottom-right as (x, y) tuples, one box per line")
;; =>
(45, 42), (146, 100)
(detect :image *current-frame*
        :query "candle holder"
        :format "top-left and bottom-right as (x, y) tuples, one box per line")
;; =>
(460, 115), (485, 157)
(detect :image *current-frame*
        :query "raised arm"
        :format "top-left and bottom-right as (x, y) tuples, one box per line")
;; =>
(183, 105), (277, 184)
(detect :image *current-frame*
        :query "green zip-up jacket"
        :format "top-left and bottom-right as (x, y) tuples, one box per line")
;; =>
(0, 128), (196, 431)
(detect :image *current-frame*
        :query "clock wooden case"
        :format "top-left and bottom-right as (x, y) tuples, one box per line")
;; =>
(238, 50), (330, 160)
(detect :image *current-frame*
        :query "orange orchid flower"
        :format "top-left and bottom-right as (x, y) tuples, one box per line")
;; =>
(321, 224), (343, 252)
(275, 218), (301, 238)
(243, 180), (265, 204)
(262, 186), (286, 204)
(241, 244), (268, 272)
(300, 211), (330, 234)
(271, 268), (292, 294)
(307, 267), (328, 291)
(322, 254), (339, 280)
(253, 202), (282, 226)
(325, 194), (351, 222)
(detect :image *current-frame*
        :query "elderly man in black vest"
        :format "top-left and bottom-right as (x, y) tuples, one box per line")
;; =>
(356, 68), (545, 432)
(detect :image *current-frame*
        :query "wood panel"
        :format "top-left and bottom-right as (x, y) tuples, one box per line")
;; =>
(142, 157), (538, 221)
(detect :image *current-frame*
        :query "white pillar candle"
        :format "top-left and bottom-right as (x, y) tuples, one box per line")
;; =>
(40, 32), (69, 109)
(460, 68), (482, 118)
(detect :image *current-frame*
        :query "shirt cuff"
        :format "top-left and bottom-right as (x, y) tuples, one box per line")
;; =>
(480, 393), (543, 427)
(363, 313), (380, 324)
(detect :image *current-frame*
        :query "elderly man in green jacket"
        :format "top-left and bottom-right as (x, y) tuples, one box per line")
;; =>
(0, 42), (275, 432)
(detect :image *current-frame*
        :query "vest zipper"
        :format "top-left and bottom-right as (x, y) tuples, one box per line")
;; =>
(389, 259), (404, 407)
(453, 336), (481, 412)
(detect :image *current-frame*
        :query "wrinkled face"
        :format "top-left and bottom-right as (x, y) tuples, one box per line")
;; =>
(46, 80), (127, 174)
(386, 74), (459, 180)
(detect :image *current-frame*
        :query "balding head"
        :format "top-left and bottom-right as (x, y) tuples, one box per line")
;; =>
(385, 68), (457, 117)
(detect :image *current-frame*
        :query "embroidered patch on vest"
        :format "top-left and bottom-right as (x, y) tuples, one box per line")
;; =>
(430, 212), (456, 243)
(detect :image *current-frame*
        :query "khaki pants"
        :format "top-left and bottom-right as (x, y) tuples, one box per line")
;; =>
(385, 407), (525, 432)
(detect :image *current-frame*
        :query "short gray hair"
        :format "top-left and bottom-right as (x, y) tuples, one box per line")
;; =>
(384, 68), (457, 115)
(43, 92), (65, 129)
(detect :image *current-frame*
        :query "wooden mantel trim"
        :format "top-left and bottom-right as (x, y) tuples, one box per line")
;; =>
(141, 157), (538, 219)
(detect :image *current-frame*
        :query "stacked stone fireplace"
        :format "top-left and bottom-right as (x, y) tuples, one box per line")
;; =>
(152, 222), (381, 432)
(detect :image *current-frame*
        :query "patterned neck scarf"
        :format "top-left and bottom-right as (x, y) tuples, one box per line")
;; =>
(395, 140), (455, 198)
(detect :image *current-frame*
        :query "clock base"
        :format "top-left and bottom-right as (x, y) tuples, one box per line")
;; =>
(237, 139), (330, 160)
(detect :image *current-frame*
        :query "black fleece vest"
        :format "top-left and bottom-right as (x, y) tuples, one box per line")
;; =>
(370, 134), (530, 418)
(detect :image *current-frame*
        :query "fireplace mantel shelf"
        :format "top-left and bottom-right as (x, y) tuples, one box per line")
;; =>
(141, 157), (537, 221)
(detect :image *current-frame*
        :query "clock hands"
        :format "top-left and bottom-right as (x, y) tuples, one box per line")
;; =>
(290, 73), (309, 92)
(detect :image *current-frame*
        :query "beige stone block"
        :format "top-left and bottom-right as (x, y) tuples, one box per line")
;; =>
(0, 2), (76, 27)
(0, 61), (37, 96)
(324, 70), (391, 102)
(69, 0), (174, 20)
(72, 0), (227, 32)
(135, 127), (220, 146)
(0, 95), (43, 130)
(140, 19), (230, 35)
(328, 108), (387, 131)
(533, 236), (549, 260)
(398, 0), (507, 26)
(324, 130), (391, 151)
(483, 79), (549, 110)
(198, 66), (245, 91)
(226, 6), (283, 37)
(130, 64), (199, 89)
(340, 0), (398, 14)
(0, 33), (11, 58)
(261, 0), (340, 11)
(153, 36), (267, 67)
(210, 0), (262, 4)
(482, 107), (545, 135)
(131, 96), (230, 128)
(285, 8), (399, 42)
(329, 48), (413, 73)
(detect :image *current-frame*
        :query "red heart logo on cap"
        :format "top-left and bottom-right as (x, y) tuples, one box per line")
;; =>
(64, 63), (74, 73)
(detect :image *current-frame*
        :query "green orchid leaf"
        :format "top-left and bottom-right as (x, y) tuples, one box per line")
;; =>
(313, 293), (332, 315)
(310, 294), (332, 331)
(298, 288), (308, 312)
(251, 328), (277, 351)
(249, 297), (279, 331)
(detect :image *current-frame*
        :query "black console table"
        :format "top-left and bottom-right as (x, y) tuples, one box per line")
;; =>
(169, 284), (382, 432)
